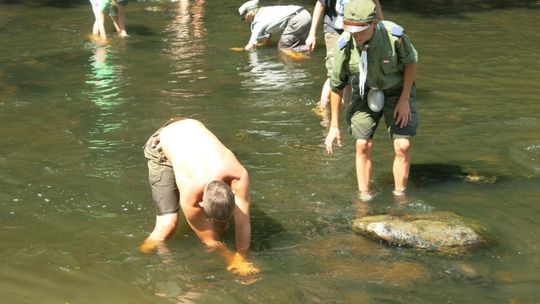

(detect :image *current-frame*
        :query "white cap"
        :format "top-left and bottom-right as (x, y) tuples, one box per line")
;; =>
(238, 0), (259, 17)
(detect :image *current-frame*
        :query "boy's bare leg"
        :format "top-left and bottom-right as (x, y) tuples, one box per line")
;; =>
(392, 138), (411, 196)
(355, 139), (373, 200)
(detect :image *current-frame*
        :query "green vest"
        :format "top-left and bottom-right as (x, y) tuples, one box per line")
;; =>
(330, 20), (418, 92)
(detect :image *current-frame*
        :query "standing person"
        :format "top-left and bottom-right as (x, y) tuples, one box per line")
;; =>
(239, 0), (312, 53)
(89, 0), (111, 40)
(324, 0), (418, 201)
(306, 0), (383, 125)
(109, 0), (129, 37)
(141, 117), (258, 276)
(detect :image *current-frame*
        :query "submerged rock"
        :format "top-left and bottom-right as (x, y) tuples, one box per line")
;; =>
(351, 211), (491, 254)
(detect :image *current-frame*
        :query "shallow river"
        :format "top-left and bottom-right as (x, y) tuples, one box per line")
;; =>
(1, 0), (539, 303)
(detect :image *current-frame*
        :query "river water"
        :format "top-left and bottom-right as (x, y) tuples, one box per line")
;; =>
(1, 0), (539, 303)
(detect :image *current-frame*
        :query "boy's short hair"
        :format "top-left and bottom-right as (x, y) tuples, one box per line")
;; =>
(201, 180), (235, 221)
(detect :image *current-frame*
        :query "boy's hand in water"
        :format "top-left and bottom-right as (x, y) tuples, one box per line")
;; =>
(225, 252), (260, 276)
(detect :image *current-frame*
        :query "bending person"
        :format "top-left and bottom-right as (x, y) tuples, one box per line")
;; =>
(141, 117), (258, 276)
(239, 0), (312, 53)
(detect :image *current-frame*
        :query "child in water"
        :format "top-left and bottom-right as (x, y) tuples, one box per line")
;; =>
(89, 0), (111, 40)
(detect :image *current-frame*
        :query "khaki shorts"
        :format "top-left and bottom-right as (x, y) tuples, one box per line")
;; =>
(348, 84), (419, 140)
(324, 32), (341, 76)
(143, 118), (185, 215)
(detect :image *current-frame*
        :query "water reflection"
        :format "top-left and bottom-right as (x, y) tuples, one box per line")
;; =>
(162, 0), (207, 98)
(80, 42), (127, 178)
(241, 50), (312, 93)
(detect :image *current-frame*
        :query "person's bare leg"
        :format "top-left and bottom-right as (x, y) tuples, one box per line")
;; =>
(355, 139), (373, 200)
(319, 78), (331, 108)
(314, 79), (331, 127)
(140, 213), (178, 253)
(111, 14), (121, 32)
(91, 8), (107, 39)
(392, 138), (411, 196)
(116, 5), (128, 37)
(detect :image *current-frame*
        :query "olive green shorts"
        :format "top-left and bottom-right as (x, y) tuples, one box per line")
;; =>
(348, 84), (419, 140)
(143, 129), (179, 215)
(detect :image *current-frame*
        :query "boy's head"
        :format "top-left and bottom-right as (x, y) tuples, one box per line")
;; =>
(239, 0), (259, 21)
(201, 180), (235, 221)
(343, 0), (377, 33)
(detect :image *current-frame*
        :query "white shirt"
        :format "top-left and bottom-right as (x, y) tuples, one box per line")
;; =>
(248, 5), (302, 45)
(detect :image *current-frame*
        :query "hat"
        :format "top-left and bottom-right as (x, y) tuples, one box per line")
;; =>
(238, 0), (259, 17)
(343, 0), (377, 33)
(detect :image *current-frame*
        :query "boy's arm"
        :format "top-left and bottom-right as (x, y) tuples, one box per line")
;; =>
(373, 0), (384, 20)
(179, 187), (220, 248)
(224, 169), (260, 276)
(325, 89), (344, 155)
(230, 169), (251, 256)
(306, 1), (324, 51)
(394, 63), (416, 128)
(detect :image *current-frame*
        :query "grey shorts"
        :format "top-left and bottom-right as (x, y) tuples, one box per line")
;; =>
(278, 9), (311, 52)
(348, 84), (419, 140)
(143, 121), (181, 215)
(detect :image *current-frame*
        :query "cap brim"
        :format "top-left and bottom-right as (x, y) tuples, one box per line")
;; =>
(343, 24), (370, 33)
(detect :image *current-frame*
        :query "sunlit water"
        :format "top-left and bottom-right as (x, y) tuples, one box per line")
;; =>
(1, 1), (539, 303)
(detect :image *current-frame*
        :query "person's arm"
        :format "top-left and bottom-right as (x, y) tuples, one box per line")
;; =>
(394, 63), (416, 128)
(305, 1), (324, 51)
(230, 168), (251, 256)
(245, 14), (268, 51)
(221, 168), (260, 276)
(325, 34), (351, 154)
(179, 186), (220, 248)
(325, 89), (343, 154)
(373, 0), (384, 20)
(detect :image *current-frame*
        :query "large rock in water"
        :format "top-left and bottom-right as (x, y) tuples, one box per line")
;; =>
(351, 211), (491, 254)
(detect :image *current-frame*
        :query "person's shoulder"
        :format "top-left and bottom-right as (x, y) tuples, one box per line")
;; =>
(380, 20), (405, 37)
(337, 31), (352, 50)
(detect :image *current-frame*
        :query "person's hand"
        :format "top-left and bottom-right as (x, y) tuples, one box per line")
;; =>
(226, 252), (260, 276)
(394, 97), (411, 128)
(325, 126), (341, 154)
(305, 34), (316, 52)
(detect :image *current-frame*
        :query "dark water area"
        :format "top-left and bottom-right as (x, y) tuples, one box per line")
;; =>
(1, 0), (540, 303)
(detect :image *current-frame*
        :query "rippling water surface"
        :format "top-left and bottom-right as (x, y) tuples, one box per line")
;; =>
(1, 1), (539, 303)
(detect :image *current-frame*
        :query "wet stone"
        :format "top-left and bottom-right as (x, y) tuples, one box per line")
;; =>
(351, 211), (491, 254)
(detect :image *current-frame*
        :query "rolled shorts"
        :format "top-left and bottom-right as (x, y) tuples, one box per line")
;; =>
(90, 0), (110, 12)
(143, 118), (185, 215)
(348, 83), (419, 140)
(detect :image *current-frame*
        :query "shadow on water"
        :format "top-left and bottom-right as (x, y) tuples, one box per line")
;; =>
(124, 24), (155, 37)
(219, 203), (287, 253)
(408, 162), (504, 188)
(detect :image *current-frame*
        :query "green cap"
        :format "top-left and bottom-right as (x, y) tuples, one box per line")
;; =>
(343, 0), (377, 32)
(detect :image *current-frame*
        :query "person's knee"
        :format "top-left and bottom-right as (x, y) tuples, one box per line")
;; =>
(355, 139), (372, 155)
(394, 139), (410, 156)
